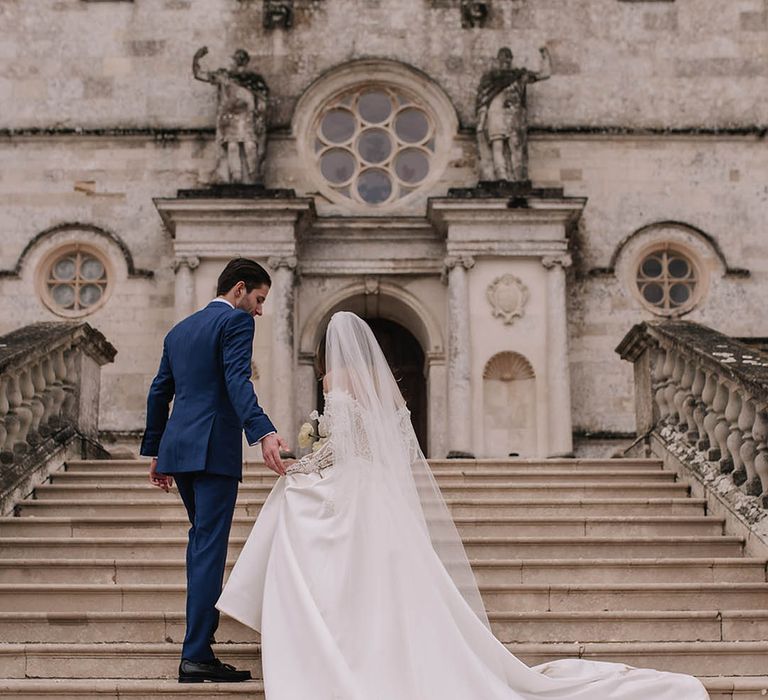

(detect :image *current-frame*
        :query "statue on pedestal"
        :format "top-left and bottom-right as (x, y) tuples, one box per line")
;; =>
(193, 47), (270, 185)
(476, 46), (551, 182)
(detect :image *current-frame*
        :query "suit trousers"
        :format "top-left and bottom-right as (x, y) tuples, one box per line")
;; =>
(174, 471), (239, 662)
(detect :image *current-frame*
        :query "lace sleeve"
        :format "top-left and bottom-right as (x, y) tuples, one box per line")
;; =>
(397, 405), (421, 463)
(285, 439), (334, 476)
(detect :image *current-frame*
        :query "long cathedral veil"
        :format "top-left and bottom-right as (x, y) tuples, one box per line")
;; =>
(324, 311), (490, 629)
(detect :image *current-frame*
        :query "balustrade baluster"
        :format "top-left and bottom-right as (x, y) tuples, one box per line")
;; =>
(28, 361), (47, 439)
(48, 348), (68, 429)
(18, 368), (39, 447)
(2, 374), (24, 459)
(750, 408), (768, 498)
(710, 380), (730, 465)
(0, 376), (9, 457)
(11, 371), (33, 452)
(738, 397), (758, 489)
(654, 348), (675, 421)
(698, 371), (717, 453)
(649, 347), (665, 422)
(689, 367), (706, 444)
(39, 357), (57, 434)
(676, 359), (695, 432)
(60, 349), (78, 422)
(724, 386), (743, 478)
(668, 354), (686, 426)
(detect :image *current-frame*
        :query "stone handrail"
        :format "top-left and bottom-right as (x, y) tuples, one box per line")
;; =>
(0, 323), (116, 512)
(617, 320), (768, 509)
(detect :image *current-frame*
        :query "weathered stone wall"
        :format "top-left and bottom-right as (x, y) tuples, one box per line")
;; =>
(1, 0), (765, 130)
(0, 0), (766, 442)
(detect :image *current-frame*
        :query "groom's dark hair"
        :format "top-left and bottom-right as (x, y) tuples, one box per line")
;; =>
(216, 258), (272, 295)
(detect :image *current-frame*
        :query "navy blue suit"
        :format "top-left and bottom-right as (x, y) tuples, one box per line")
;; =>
(140, 300), (275, 662)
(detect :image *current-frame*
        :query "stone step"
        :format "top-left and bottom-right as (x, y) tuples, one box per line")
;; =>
(3, 582), (766, 614)
(4, 556), (763, 586)
(1, 609), (766, 645)
(0, 677), (765, 700)
(0, 641), (764, 679)
(0, 535), (744, 560)
(14, 496), (709, 519)
(0, 514), (725, 539)
(31, 482), (690, 501)
(52, 468), (676, 486)
(65, 457), (666, 474)
(0, 679), (268, 699)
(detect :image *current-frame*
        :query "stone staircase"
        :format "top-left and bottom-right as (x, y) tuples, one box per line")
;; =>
(1, 457), (767, 699)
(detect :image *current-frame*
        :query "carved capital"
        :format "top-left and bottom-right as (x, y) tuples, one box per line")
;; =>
(267, 255), (298, 271)
(173, 256), (200, 273)
(444, 255), (476, 272)
(541, 254), (573, 270)
(486, 274), (529, 325)
(442, 255), (475, 283)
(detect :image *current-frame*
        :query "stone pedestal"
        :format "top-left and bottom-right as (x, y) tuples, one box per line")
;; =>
(429, 191), (586, 458)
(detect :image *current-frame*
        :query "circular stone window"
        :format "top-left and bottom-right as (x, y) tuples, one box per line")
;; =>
(314, 86), (436, 206)
(39, 245), (111, 317)
(635, 246), (700, 316)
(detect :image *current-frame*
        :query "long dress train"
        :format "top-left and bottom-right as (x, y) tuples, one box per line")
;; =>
(217, 312), (709, 700)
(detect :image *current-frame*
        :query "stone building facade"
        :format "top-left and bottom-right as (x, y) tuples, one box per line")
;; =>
(0, 0), (765, 459)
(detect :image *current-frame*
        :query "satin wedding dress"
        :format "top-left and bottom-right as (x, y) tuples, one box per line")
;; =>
(217, 312), (709, 700)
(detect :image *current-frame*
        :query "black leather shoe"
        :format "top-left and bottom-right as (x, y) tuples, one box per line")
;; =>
(178, 658), (252, 683)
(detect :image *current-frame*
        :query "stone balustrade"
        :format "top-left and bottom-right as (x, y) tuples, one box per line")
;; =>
(0, 323), (116, 513)
(617, 320), (768, 509)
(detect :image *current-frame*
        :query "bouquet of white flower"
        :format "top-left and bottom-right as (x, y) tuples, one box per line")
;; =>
(297, 409), (330, 452)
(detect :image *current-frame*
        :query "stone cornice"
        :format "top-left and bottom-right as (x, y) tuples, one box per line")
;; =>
(153, 197), (316, 238)
(427, 196), (587, 235)
(2, 125), (766, 141)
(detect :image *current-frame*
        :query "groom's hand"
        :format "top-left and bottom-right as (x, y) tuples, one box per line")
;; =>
(261, 433), (287, 476)
(149, 457), (174, 493)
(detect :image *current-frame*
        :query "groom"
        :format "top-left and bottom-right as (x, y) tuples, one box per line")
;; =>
(140, 257), (289, 683)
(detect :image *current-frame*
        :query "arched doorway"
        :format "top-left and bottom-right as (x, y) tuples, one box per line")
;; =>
(315, 317), (428, 454)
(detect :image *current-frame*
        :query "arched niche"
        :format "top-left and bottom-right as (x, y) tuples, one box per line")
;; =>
(482, 351), (537, 458)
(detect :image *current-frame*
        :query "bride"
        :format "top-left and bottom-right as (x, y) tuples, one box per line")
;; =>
(217, 311), (709, 700)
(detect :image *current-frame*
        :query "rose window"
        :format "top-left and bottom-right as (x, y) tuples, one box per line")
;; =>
(636, 247), (698, 315)
(315, 87), (435, 205)
(41, 246), (110, 317)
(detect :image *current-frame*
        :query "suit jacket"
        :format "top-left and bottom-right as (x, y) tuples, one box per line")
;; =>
(139, 300), (275, 480)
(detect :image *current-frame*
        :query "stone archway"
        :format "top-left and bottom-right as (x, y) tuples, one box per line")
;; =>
(298, 282), (443, 457)
(315, 317), (428, 453)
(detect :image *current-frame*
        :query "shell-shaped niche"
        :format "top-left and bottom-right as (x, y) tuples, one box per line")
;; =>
(483, 351), (535, 382)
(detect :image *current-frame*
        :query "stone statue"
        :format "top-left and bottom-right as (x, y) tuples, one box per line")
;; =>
(193, 47), (270, 185)
(476, 46), (551, 182)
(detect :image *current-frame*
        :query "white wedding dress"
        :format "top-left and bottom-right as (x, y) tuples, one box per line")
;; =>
(217, 312), (709, 700)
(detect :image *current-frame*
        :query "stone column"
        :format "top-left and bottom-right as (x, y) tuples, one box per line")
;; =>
(542, 254), (573, 457)
(268, 255), (298, 454)
(173, 256), (200, 323)
(444, 255), (475, 458)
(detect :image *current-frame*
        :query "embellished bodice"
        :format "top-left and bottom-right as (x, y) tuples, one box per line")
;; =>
(284, 391), (418, 477)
